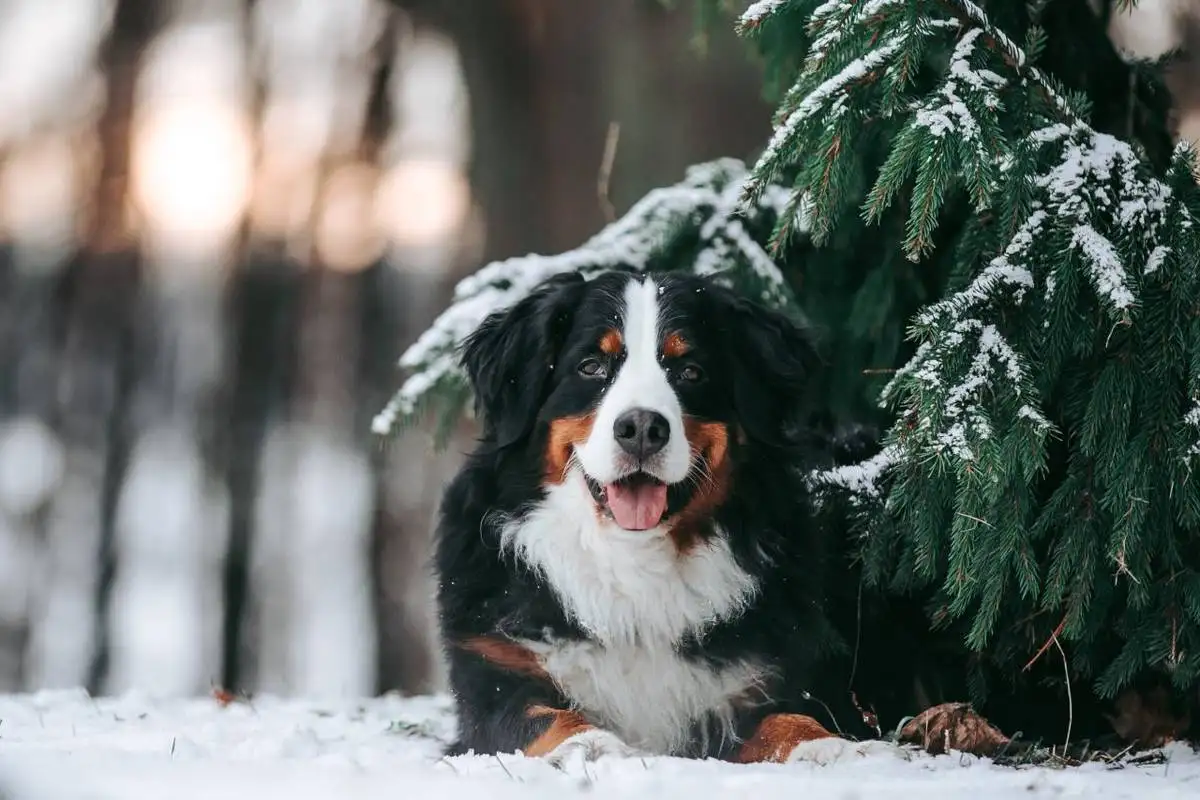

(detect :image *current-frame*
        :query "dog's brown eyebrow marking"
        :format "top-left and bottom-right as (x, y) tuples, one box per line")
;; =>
(662, 331), (689, 359)
(599, 329), (623, 355)
(459, 636), (549, 679)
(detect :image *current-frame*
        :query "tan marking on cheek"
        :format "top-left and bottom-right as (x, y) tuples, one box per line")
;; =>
(459, 636), (549, 680)
(524, 706), (594, 757)
(734, 713), (837, 764)
(669, 419), (733, 553)
(599, 329), (623, 355)
(662, 331), (690, 359)
(544, 413), (596, 483)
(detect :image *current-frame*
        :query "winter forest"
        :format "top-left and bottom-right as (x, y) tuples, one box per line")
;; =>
(10, 0), (1200, 796)
(0, 0), (776, 701)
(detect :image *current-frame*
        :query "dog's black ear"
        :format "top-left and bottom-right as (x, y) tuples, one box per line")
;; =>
(718, 290), (824, 447)
(460, 271), (587, 448)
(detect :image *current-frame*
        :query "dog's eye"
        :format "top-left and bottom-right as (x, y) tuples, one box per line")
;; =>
(578, 358), (608, 379)
(678, 364), (704, 383)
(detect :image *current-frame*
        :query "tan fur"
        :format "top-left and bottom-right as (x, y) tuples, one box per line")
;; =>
(524, 706), (594, 756)
(669, 419), (732, 553)
(662, 331), (690, 359)
(599, 329), (624, 355)
(459, 636), (548, 680)
(545, 413), (597, 483)
(734, 713), (835, 763)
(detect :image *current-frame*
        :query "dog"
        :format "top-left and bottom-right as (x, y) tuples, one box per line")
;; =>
(433, 268), (952, 764)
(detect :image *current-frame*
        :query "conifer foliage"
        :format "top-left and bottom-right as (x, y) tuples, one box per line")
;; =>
(379, 0), (1200, 708)
(750, 0), (1200, 703)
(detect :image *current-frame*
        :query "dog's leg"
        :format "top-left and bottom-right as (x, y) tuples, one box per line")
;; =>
(524, 706), (643, 764)
(734, 714), (907, 765)
(446, 637), (641, 762)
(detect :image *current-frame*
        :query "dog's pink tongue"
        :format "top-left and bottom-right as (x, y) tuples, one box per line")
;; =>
(606, 481), (668, 530)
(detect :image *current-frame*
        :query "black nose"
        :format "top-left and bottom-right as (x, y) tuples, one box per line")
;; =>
(613, 408), (670, 460)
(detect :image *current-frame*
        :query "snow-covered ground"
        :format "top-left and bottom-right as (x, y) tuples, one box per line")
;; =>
(1, 690), (1198, 799)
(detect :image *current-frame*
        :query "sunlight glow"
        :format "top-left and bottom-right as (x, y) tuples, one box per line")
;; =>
(316, 162), (385, 273)
(131, 101), (253, 250)
(376, 157), (471, 249)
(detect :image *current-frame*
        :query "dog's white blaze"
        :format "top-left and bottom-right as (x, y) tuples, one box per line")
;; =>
(574, 276), (692, 485)
(524, 638), (769, 755)
(499, 470), (763, 755)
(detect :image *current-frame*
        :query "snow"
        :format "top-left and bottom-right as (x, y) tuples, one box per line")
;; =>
(914, 211), (1042, 330)
(1070, 224), (1133, 310)
(1184, 402), (1200, 460)
(1144, 245), (1171, 276)
(2, 690), (1199, 800)
(1033, 127), (1172, 313)
(795, 35), (905, 122)
(956, 0), (1026, 69)
(805, 1), (860, 67)
(738, 0), (788, 28)
(810, 445), (898, 502)
(913, 28), (1006, 142)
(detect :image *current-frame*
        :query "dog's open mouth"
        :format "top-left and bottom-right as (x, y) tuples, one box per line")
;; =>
(586, 472), (669, 531)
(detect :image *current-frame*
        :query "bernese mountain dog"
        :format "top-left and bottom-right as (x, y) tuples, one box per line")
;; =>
(435, 268), (942, 765)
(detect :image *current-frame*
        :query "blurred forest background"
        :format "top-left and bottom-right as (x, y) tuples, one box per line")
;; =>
(0, 0), (775, 701)
(1, 0), (1200, 703)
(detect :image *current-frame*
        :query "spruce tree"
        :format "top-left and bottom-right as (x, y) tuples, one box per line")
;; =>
(377, 1), (1200, 736)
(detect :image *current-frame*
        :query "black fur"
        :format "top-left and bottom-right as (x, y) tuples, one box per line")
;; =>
(436, 270), (937, 758)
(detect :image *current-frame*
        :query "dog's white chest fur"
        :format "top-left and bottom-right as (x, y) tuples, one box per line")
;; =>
(499, 471), (763, 752)
(500, 471), (758, 645)
(526, 639), (767, 753)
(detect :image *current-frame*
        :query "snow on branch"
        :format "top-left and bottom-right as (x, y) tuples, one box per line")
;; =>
(912, 28), (1005, 142)
(910, 210), (1043, 332)
(1035, 125), (1170, 313)
(373, 159), (793, 436)
(739, 0), (791, 31)
(809, 444), (900, 507)
(1185, 402), (1200, 462)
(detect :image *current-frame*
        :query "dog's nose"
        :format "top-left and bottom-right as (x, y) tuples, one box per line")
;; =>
(613, 408), (670, 460)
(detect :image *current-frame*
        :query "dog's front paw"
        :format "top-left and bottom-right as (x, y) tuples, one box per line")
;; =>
(543, 729), (644, 767)
(786, 736), (910, 766)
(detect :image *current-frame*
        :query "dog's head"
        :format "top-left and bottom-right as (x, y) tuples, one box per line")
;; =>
(461, 269), (819, 535)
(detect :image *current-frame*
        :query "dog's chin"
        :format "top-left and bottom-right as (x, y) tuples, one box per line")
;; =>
(584, 471), (674, 531)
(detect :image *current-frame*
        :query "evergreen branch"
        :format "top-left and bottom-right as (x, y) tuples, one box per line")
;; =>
(937, 0), (1076, 124)
(737, 0), (792, 32)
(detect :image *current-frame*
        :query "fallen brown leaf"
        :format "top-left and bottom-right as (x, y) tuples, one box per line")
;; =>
(899, 702), (1011, 756)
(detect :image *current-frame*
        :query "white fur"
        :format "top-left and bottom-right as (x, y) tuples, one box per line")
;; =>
(541, 728), (645, 766)
(523, 637), (770, 755)
(500, 471), (758, 646)
(574, 276), (692, 485)
(498, 467), (764, 755)
(786, 737), (910, 766)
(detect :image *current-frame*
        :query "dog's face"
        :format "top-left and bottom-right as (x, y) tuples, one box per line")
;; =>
(461, 269), (818, 537)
